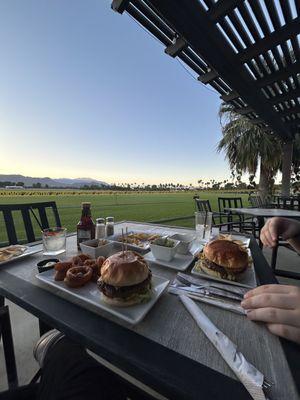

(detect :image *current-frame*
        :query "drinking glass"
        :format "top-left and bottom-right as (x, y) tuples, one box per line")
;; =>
(42, 227), (67, 255)
(195, 212), (212, 240)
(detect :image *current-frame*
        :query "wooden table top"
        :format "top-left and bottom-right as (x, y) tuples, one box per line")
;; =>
(0, 221), (298, 399)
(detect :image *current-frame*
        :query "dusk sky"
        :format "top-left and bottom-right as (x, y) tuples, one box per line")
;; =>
(0, 0), (233, 185)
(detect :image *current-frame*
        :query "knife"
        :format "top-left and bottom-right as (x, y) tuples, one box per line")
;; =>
(176, 273), (247, 298)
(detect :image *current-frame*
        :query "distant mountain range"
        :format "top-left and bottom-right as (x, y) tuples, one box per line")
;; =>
(0, 174), (109, 188)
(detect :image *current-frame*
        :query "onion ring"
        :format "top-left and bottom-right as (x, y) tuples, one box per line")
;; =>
(54, 261), (73, 281)
(64, 266), (92, 288)
(72, 254), (91, 265)
(84, 259), (100, 282)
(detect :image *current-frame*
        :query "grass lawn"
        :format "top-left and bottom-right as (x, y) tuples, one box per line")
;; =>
(0, 190), (250, 244)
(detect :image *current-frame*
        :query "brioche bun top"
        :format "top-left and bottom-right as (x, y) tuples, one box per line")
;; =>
(101, 251), (149, 287)
(203, 239), (248, 270)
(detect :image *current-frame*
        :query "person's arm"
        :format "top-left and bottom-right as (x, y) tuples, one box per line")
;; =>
(260, 217), (300, 253)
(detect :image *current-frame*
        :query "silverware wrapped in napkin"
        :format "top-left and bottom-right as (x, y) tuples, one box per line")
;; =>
(168, 273), (247, 315)
(180, 295), (272, 400)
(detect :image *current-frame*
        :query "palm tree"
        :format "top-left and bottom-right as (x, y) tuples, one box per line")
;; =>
(217, 102), (282, 200)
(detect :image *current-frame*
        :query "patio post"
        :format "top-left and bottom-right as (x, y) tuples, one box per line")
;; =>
(281, 141), (293, 196)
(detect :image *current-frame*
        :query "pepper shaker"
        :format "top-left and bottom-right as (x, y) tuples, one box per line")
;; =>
(95, 218), (106, 239)
(105, 217), (114, 236)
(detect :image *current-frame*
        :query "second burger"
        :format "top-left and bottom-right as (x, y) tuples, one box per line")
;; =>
(196, 239), (249, 281)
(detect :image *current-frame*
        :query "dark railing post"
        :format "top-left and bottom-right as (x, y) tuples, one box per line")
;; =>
(0, 305), (18, 389)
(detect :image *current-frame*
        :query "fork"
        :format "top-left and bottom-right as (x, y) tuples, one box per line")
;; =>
(263, 377), (273, 391)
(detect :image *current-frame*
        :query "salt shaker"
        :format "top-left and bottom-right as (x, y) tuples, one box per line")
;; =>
(95, 218), (106, 239)
(105, 217), (114, 236)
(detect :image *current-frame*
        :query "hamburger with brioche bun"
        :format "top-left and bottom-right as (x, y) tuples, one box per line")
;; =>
(97, 251), (152, 306)
(197, 239), (249, 281)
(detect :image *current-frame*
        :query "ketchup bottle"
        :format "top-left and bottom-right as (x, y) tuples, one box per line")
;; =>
(77, 202), (95, 249)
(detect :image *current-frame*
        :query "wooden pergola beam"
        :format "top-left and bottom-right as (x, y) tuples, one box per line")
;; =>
(198, 69), (218, 84)
(220, 91), (239, 102)
(235, 106), (255, 115)
(278, 105), (300, 117)
(146, 0), (292, 139)
(256, 60), (300, 87)
(126, 3), (172, 47)
(207, 0), (244, 21)
(250, 118), (264, 125)
(115, 0), (300, 139)
(165, 37), (187, 57)
(111, 0), (130, 14)
(239, 18), (300, 63)
(269, 87), (300, 105)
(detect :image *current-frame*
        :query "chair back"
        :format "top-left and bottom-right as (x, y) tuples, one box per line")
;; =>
(195, 198), (212, 213)
(217, 197), (243, 223)
(276, 196), (294, 210)
(0, 202), (61, 246)
(249, 194), (263, 208)
(218, 197), (243, 212)
(194, 198), (216, 225)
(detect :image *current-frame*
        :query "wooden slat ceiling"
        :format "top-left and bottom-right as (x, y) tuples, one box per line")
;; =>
(112, 0), (300, 141)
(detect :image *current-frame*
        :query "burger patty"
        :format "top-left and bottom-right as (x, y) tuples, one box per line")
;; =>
(98, 272), (152, 299)
(203, 258), (230, 279)
(203, 258), (247, 278)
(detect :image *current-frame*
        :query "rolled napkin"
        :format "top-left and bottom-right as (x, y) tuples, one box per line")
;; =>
(180, 295), (269, 400)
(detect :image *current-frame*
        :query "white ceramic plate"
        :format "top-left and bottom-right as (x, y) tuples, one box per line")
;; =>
(0, 246), (42, 267)
(196, 234), (250, 248)
(144, 251), (194, 271)
(191, 249), (257, 289)
(36, 271), (169, 325)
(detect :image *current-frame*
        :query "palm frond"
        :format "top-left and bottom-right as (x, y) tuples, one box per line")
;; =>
(217, 102), (282, 179)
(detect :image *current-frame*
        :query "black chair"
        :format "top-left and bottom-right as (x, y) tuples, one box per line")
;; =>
(0, 202), (61, 245)
(248, 194), (264, 208)
(276, 195), (300, 210)
(217, 196), (259, 237)
(248, 194), (274, 209)
(270, 243), (300, 280)
(195, 198), (225, 225)
(0, 202), (62, 388)
(217, 197), (244, 223)
(194, 198), (256, 236)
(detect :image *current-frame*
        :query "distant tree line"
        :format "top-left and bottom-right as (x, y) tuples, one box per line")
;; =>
(80, 180), (255, 191)
(0, 179), (264, 191)
(0, 181), (50, 188)
(0, 181), (25, 187)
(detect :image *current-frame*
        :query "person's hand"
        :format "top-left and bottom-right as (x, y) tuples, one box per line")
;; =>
(260, 217), (300, 248)
(241, 284), (300, 344)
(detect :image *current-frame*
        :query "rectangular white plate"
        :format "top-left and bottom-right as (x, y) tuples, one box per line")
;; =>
(198, 234), (251, 248)
(191, 249), (257, 289)
(36, 271), (169, 325)
(109, 231), (154, 252)
(219, 234), (251, 247)
(0, 246), (42, 267)
(144, 251), (194, 271)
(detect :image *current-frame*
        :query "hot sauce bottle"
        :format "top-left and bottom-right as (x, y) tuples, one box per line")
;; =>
(77, 202), (95, 249)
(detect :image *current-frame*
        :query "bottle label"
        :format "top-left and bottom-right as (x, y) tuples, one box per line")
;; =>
(77, 230), (92, 242)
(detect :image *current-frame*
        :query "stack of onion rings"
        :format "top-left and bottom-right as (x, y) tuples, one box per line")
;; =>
(53, 253), (106, 288)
